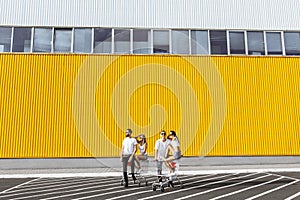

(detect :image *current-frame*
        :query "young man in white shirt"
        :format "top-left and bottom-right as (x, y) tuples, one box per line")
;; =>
(120, 128), (138, 187)
(154, 130), (170, 184)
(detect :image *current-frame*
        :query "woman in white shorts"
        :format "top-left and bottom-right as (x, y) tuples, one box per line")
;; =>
(135, 134), (148, 171)
(165, 130), (182, 162)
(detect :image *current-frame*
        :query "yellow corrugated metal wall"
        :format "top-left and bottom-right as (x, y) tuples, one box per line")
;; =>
(0, 54), (299, 158)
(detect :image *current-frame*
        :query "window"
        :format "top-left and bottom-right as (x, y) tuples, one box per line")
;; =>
(94, 28), (112, 53)
(12, 27), (32, 52)
(54, 28), (72, 52)
(210, 31), (227, 55)
(247, 31), (265, 55)
(153, 30), (169, 53)
(229, 31), (245, 54)
(114, 29), (130, 53)
(191, 30), (209, 54)
(33, 28), (52, 52)
(266, 32), (282, 55)
(133, 29), (151, 54)
(172, 30), (189, 54)
(0, 27), (12, 52)
(74, 28), (92, 53)
(284, 32), (300, 56)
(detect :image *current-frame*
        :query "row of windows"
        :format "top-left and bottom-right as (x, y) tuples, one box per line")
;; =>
(1, 27), (300, 56)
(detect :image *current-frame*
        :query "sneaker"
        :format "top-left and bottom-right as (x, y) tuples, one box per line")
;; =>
(168, 181), (174, 188)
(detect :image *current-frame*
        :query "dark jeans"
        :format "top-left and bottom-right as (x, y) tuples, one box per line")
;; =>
(122, 154), (136, 184)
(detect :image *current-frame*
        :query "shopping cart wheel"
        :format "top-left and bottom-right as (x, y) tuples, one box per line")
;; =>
(145, 181), (148, 186)
(152, 184), (156, 191)
(160, 186), (164, 192)
(180, 183), (184, 189)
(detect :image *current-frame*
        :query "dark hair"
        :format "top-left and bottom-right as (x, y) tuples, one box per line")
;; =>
(125, 128), (132, 137)
(160, 130), (166, 135)
(169, 130), (176, 137)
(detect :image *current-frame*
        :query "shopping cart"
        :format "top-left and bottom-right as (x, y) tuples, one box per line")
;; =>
(151, 159), (184, 192)
(121, 159), (149, 187)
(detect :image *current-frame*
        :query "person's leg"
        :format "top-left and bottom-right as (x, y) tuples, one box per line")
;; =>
(122, 155), (130, 187)
(130, 156), (137, 181)
(157, 161), (163, 184)
(135, 155), (141, 169)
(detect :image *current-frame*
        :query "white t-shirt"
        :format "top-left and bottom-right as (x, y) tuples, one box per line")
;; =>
(155, 139), (170, 160)
(122, 137), (137, 155)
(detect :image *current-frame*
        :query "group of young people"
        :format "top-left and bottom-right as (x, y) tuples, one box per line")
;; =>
(120, 129), (181, 188)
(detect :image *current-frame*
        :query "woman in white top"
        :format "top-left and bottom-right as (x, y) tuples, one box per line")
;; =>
(165, 130), (181, 162)
(135, 134), (148, 170)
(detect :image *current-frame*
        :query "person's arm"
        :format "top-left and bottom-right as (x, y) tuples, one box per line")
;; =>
(154, 141), (159, 161)
(129, 139), (137, 162)
(143, 143), (148, 155)
(155, 149), (158, 161)
(120, 145), (124, 162)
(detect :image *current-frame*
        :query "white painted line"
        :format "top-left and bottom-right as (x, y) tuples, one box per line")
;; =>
(1, 168), (300, 178)
(1, 179), (125, 200)
(0, 178), (40, 194)
(105, 174), (216, 200)
(138, 173), (242, 200)
(211, 176), (283, 200)
(267, 172), (300, 181)
(43, 185), (134, 200)
(70, 175), (211, 200)
(2, 177), (117, 195)
(175, 174), (274, 200)
(16, 177), (102, 189)
(29, 176), (102, 184)
(72, 174), (219, 200)
(0, 172), (122, 178)
(245, 180), (299, 200)
(285, 192), (300, 200)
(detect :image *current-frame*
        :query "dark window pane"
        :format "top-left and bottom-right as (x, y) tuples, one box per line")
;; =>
(266, 32), (282, 55)
(33, 28), (52, 52)
(13, 27), (32, 52)
(133, 29), (151, 54)
(229, 32), (245, 54)
(153, 30), (169, 53)
(284, 32), (300, 55)
(191, 30), (208, 54)
(210, 31), (227, 55)
(94, 28), (112, 53)
(74, 28), (92, 53)
(114, 29), (130, 53)
(54, 28), (72, 52)
(247, 31), (265, 55)
(0, 27), (12, 52)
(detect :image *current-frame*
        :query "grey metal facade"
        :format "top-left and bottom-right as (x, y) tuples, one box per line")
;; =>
(0, 0), (300, 30)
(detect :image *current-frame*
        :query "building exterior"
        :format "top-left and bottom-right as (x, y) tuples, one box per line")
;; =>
(0, 0), (299, 158)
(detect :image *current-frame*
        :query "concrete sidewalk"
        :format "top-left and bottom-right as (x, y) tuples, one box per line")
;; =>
(1, 156), (300, 178)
